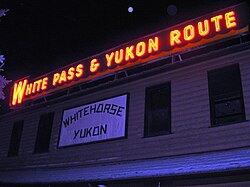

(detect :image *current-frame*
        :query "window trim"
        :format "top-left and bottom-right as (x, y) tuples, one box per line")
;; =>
(208, 64), (246, 127)
(34, 112), (54, 154)
(144, 82), (171, 137)
(8, 120), (24, 157)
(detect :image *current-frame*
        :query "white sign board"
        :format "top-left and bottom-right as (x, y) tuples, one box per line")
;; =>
(58, 94), (128, 147)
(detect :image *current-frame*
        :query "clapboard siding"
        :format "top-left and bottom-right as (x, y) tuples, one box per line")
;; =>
(0, 120), (12, 158)
(1, 48), (250, 170)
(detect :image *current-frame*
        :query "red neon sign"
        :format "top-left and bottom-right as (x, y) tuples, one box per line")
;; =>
(52, 64), (84, 87)
(10, 4), (249, 106)
(169, 11), (237, 46)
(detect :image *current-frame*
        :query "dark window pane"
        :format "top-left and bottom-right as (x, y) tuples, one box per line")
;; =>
(215, 98), (242, 118)
(208, 64), (242, 96)
(148, 108), (170, 133)
(145, 83), (171, 136)
(8, 120), (24, 157)
(208, 64), (245, 126)
(34, 112), (54, 153)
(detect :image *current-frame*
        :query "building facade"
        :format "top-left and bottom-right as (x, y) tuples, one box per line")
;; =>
(1, 2), (250, 187)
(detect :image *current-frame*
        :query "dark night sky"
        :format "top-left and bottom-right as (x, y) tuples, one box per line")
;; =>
(0, 0), (248, 107)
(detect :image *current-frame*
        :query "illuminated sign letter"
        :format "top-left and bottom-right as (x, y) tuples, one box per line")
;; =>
(198, 19), (209, 36)
(75, 64), (84, 78)
(115, 49), (124, 64)
(225, 11), (237, 28)
(59, 71), (67, 84)
(53, 73), (60, 86)
(125, 45), (135, 61)
(36, 79), (43, 92)
(67, 67), (75, 81)
(211, 15), (223, 32)
(136, 42), (146, 57)
(90, 59), (100, 73)
(11, 79), (28, 106)
(170, 30), (181, 46)
(106, 52), (114, 67)
(148, 37), (159, 53)
(184, 25), (195, 41)
(41, 77), (48, 90)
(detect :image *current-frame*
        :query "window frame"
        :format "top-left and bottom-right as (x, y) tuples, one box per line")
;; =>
(144, 82), (171, 137)
(208, 64), (246, 127)
(34, 112), (54, 153)
(8, 120), (24, 157)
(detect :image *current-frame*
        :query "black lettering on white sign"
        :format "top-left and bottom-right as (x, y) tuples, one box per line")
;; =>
(58, 95), (127, 147)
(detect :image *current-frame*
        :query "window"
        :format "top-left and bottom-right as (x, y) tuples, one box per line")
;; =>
(34, 112), (54, 153)
(145, 82), (171, 137)
(8, 120), (24, 157)
(208, 64), (245, 126)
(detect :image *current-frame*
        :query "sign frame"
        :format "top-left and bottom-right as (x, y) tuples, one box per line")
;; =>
(57, 93), (129, 148)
